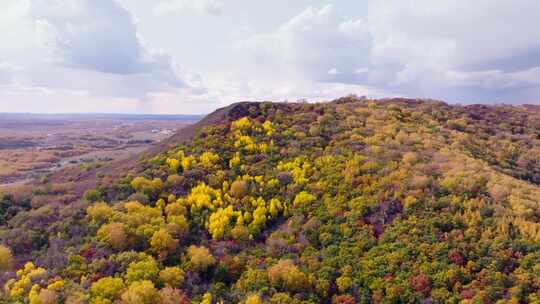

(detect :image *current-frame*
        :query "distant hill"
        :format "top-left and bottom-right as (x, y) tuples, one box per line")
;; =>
(2, 97), (540, 303)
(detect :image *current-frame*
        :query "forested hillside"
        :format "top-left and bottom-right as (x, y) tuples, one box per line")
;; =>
(3, 97), (540, 303)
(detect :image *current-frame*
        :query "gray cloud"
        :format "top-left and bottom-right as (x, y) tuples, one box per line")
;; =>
(30, 0), (184, 88)
(365, 0), (540, 102)
(236, 1), (540, 104)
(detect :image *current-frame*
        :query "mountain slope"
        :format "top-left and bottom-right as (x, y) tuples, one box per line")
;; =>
(2, 97), (540, 303)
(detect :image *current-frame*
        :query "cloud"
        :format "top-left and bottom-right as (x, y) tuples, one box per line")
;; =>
(200, 5), (388, 108)
(29, 0), (184, 89)
(154, 0), (223, 16)
(232, 1), (540, 104)
(3, 0), (540, 114)
(328, 68), (340, 76)
(236, 5), (371, 85)
(145, 79), (388, 115)
(368, 0), (540, 69)
(0, 82), (142, 113)
(0, 1), (35, 60)
(0, 0), (201, 114)
(365, 0), (540, 101)
(0, 62), (22, 84)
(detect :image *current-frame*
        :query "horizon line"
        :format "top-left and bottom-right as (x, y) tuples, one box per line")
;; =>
(0, 112), (207, 116)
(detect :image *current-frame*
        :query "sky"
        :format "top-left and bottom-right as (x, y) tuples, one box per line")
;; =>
(1, 0), (540, 114)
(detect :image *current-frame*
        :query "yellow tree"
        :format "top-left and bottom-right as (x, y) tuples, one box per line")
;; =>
(97, 222), (127, 250)
(125, 256), (159, 284)
(166, 214), (189, 239)
(230, 180), (249, 199)
(159, 267), (185, 288)
(208, 206), (235, 239)
(200, 152), (220, 168)
(245, 293), (263, 304)
(293, 191), (316, 207)
(0, 244), (14, 271)
(268, 259), (308, 292)
(150, 228), (178, 259)
(90, 277), (125, 303)
(121, 280), (159, 304)
(86, 202), (114, 225)
(187, 245), (216, 273)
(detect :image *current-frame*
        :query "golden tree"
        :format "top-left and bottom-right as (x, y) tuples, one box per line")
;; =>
(0, 244), (14, 271)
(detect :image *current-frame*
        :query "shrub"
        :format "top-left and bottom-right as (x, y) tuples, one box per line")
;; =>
(84, 189), (102, 203)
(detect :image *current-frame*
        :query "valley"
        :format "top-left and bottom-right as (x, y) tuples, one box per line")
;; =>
(0, 113), (201, 187)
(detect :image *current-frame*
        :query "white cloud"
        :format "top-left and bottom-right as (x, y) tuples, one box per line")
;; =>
(0, 1), (35, 60)
(355, 68), (369, 74)
(328, 68), (340, 75)
(236, 5), (371, 85)
(0, 0), (202, 113)
(154, 0), (223, 16)
(0, 62), (21, 72)
(445, 67), (540, 89)
(3, 1), (540, 114)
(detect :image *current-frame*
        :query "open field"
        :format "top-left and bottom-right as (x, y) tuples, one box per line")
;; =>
(0, 113), (201, 186)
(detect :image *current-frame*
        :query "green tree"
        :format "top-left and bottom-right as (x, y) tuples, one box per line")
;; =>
(131, 177), (164, 198)
(84, 189), (102, 203)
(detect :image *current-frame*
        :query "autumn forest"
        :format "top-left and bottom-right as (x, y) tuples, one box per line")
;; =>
(2, 97), (540, 303)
